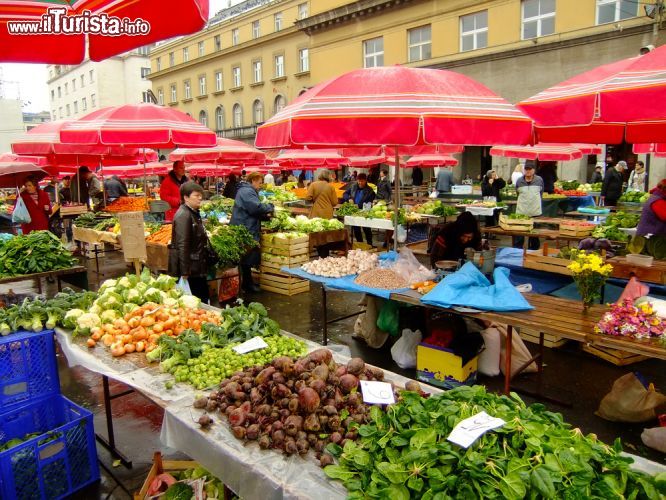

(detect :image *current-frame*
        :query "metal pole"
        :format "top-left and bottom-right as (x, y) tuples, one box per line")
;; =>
(645, 153), (651, 189)
(393, 146), (400, 252)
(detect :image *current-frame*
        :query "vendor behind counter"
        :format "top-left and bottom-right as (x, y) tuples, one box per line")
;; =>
(429, 212), (483, 267)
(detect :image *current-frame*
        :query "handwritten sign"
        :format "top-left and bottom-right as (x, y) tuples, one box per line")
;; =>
(118, 211), (146, 261)
(360, 381), (395, 405)
(447, 411), (505, 448)
(233, 336), (268, 354)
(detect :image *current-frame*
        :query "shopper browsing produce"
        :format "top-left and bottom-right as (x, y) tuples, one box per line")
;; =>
(168, 182), (211, 304)
(514, 161), (543, 250)
(230, 172), (275, 292)
(103, 175), (128, 203)
(481, 169), (506, 226)
(636, 178), (666, 237)
(590, 163), (604, 184)
(435, 165), (454, 194)
(306, 169), (338, 219)
(376, 169), (392, 202)
(15, 175), (51, 234)
(342, 173), (376, 245)
(222, 173), (239, 200)
(161, 160), (188, 222)
(601, 160), (627, 207)
(429, 211), (482, 267)
(627, 161), (647, 192)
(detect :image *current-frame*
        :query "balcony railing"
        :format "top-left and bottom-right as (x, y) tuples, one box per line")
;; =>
(216, 125), (259, 139)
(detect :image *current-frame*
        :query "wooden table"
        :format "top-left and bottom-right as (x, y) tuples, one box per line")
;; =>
(607, 256), (666, 285)
(0, 265), (88, 294)
(484, 226), (583, 247)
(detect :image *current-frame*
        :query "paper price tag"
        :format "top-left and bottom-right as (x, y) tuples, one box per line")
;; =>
(360, 381), (395, 405)
(233, 336), (268, 354)
(447, 411), (505, 448)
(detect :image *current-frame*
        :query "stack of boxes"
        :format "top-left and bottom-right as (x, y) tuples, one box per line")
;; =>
(259, 234), (310, 296)
(0, 329), (99, 498)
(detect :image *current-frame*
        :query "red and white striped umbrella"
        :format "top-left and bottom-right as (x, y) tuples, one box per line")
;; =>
(103, 162), (170, 179)
(518, 45), (666, 143)
(633, 143), (666, 157)
(490, 144), (586, 161)
(387, 154), (458, 167)
(186, 163), (232, 176)
(338, 147), (386, 167)
(274, 149), (348, 169)
(256, 67), (532, 148)
(170, 138), (266, 164)
(0, 161), (50, 188)
(60, 104), (217, 148)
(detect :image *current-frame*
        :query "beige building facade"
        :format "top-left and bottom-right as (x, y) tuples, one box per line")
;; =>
(150, 0), (665, 187)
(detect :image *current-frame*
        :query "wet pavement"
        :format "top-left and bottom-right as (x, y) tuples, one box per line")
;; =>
(1, 248), (664, 499)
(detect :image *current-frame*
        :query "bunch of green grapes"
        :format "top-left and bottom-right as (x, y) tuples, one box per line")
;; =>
(173, 336), (307, 390)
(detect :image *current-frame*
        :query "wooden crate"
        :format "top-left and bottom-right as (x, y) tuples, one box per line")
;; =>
(583, 344), (649, 366)
(261, 252), (309, 266)
(499, 214), (534, 232)
(59, 204), (89, 216)
(523, 246), (573, 276)
(262, 241), (309, 257)
(261, 234), (309, 246)
(519, 327), (568, 348)
(260, 270), (310, 296)
(558, 221), (595, 237)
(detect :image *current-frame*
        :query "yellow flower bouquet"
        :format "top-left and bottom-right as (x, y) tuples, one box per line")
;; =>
(567, 252), (613, 308)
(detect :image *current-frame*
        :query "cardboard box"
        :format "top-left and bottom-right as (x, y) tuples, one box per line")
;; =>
(416, 343), (478, 389)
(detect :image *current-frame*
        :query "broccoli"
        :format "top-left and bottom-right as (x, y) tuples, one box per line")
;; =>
(0, 322), (11, 336)
(45, 306), (66, 330)
(164, 482), (193, 500)
(150, 331), (203, 373)
(62, 309), (85, 330)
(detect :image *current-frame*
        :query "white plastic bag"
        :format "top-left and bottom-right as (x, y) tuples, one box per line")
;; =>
(390, 328), (422, 369)
(429, 190), (438, 199)
(12, 196), (31, 224)
(177, 277), (192, 295)
(391, 247), (435, 285)
(396, 225), (407, 243)
(641, 426), (666, 453)
(478, 327), (501, 376)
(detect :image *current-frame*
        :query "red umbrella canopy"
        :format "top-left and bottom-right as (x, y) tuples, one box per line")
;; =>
(0, 161), (49, 188)
(255, 67), (532, 149)
(339, 146), (387, 167)
(169, 138), (266, 165)
(59, 104), (217, 148)
(186, 163), (231, 176)
(103, 162), (169, 178)
(518, 45), (666, 143)
(387, 154), (458, 167)
(633, 143), (666, 157)
(0, 0), (208, 63)
(489, 144), (586, 161)
(274, 149), (348, 169)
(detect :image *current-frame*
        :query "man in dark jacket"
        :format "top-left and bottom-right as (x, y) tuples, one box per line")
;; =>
(230, 172), (275, 292)
(104, 175), (128, 203)
(376, 169), (392, 202)
(481, 170), (506, 226)
(70, 166), (91, 207)
(601, 161), (627, 207)
(168, 182), (211, 303)
(412, 167), (423, 186)
(536, 162), (557, 194)
(343, 173), (376, 245)
(590, 164), (603, 184)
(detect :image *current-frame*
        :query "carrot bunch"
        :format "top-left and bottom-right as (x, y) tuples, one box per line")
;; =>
(146, 224), (172, 245)
(88, 302), (220, 357)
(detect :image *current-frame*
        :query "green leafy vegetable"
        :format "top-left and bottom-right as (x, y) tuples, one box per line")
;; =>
(0, 231), (75, 277)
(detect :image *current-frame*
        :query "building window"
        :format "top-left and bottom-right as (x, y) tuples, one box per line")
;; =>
(59, 107), (63, 118)
(274, 94), (286, 114)
(232, 28), (239, 46)
(253, 60), (262, 83)
(81, 74), (85, 87)
(89, 69), (94, 83)
(141, 67), (151, 78)
(72, 78), (76, 91)
(274, 55), (285, 78)
(232, 66), (241, 87)
(156, 58), (161, 71)
(64, 82), (68, 94)
(408, 25), (432, 62)
(460, 11), (488, 52)
(82, 97), (87, 111)
(52, 110), (56, 120)
(142, 92), (151, 103)
(169, 52), (175, 66)
(299, 48), (309, 72)
(137, 45), (150, 56)
(184, 80), (191, 99)
(199, 110), (208, 127)
(215, 106), (225, 130)
(214, 35), (221, 51)
(73, 101), (78, 113)
(215, 71), (223, 92)
(253, 99), (264, 124)
(363, 37), (384, 68)
(522, 0), (555, 39)
(252, 20), (260, 39)
(199, 75), (206, 95)
(233, 104), (243, 128)
(596, 0), (637, 24)
(170, 84), (177, 102)
(298, 2), (308, 19)
(183, 47), (189, 62)
(66, 104), (70, 116)
(58, 86), (61, 98)
(198, 41), (204, 57)
(157, 89), (164, 105)
(91, 93), (96, 107)
(274, 12), (283, 31)
(51, 90), (55, 100)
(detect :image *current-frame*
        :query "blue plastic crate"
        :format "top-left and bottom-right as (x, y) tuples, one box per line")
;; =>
(0, 394), (99, 500)
(0, 330), (60, 411)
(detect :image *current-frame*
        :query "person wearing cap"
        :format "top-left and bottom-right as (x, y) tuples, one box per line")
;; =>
(306, 169), (338, 219)
(627, 161), (647, 192)
(601, 161), (627, 207)
(590, 164), (603, 184)
(514, 161), (544, 250)
(636, 179), (666, 237)
(160, 161), (188, 222)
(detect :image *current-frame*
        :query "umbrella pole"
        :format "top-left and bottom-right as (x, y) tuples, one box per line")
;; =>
(394, 146), (400, 252)
(100, 159), (107, 208)
(143, 150), (148, 197)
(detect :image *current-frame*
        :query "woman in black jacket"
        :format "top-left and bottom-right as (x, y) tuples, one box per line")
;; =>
(168, 182), (211, 303)
(481, 170), (506, 226)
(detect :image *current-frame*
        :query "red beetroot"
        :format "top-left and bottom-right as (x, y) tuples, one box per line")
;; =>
(255, 366), (276, 385)
(339, 374), (359, 394)
(229, 408), (246, 427)
(298, 388), (321, 413)
(307, 348), (332, 365)
(346, 358), (365, 375)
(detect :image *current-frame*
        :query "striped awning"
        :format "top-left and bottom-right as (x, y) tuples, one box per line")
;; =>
(274, 149), (348, 169)
(386, 154), (458, 167)
(170, 138), (266, 164)
(489, 144), (598, 161)
(256, 67), (533, 149)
